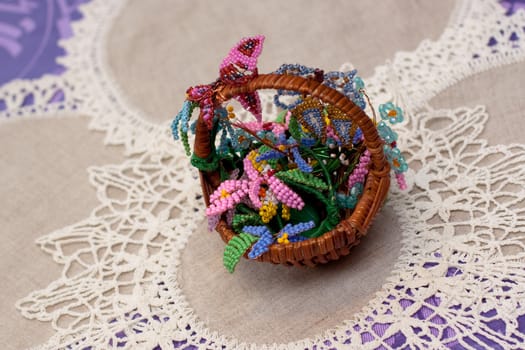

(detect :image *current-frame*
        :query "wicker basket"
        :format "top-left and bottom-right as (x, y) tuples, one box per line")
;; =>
(192, 73), (391, 267)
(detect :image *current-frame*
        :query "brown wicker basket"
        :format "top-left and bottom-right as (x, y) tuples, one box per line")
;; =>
(193, 73), (391, 267)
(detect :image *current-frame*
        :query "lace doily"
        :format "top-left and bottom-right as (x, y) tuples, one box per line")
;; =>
(3, 0), (525, 348)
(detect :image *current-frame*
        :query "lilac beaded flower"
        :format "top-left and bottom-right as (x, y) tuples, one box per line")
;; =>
(379, 102), (404, 124)
(243, 221), (315, 259)
(336, 149), (371, 209)
(347, 149), (371, 190)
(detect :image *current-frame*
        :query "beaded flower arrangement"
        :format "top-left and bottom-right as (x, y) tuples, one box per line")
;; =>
(172, 35), (407, 272)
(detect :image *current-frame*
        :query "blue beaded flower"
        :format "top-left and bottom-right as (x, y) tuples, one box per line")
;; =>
(273, 64), (367, 111)
(277, 221), (315, 243)
(377, 121), (398, 144)
(352, 128), (363, 145)
(242, 225), (273, 259)
(324, 70), (366, 110)
(273, 64), (317, 109)
(243, 221), (315, 259)
(256, 137), (313, 173)
(379, 102), (404, 124)
(384, 145), (408, 173)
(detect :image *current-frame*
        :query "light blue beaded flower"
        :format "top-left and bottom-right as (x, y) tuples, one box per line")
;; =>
(215, 107), (259, 155)
(235, 129), (254, 150)
(171, 100), (195, 140)
(256, 130), (278, 144)
(350, 182), (364, 197)
(336, 183), (364, 209)
(377, 121), (398, 144)
(379, 102), (404, 124)
(354, 76), (365, 91)
(384, 145), (408, 173)
(336, 193), (357, 209)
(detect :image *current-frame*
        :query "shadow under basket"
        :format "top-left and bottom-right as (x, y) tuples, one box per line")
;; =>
(194, 73), (391, 267)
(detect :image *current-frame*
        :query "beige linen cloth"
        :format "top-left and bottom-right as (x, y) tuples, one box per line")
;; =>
(2, 0), (524, 348)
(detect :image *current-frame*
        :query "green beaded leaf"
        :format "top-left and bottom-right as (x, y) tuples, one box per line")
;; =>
(232, 213), (263, 233)
(275, 168), (329, 191)
(275, 110), (288, 123)
(288, 116), (303, 141)
(258, 144), (271, 154)
(223, 233), (259, 273)
(285, 181), (340, 238)
(289, 201), (321, 234)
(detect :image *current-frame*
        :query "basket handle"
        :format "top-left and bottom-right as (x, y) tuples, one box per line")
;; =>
(194, 73), (387, 176)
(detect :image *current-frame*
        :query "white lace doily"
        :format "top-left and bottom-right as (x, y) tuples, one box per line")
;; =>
(4, 0), (525, 348)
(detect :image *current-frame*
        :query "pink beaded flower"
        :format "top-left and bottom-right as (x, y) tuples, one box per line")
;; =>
(243, 151), (304, 210)
(206, 179), (250, 216)
(219, 35), (265, 122)
(238, 118), (289, 138)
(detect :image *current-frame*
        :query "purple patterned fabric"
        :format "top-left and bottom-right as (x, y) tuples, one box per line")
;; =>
(500, 0), (525, 15)
(0, 0), (88, 86)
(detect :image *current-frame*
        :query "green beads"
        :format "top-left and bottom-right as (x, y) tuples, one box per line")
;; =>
(232, 213), (263, 233)
(275, 168), (329, 191)
(223, 233), (259, 273)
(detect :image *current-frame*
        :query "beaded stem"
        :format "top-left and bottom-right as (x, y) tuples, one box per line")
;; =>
(395, 172), (408, 190)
